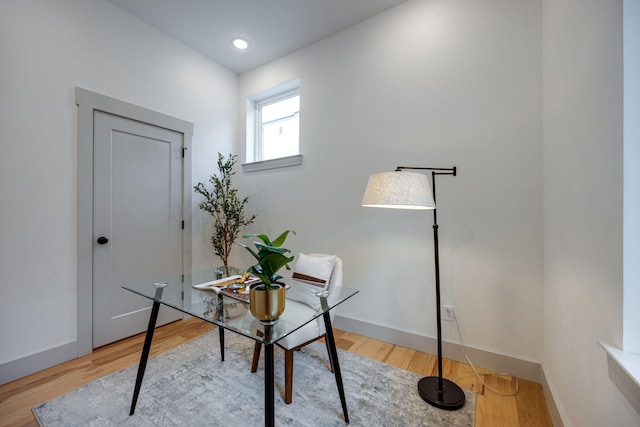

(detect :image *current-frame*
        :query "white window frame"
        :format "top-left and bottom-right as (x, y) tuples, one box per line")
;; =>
(601, 0), (640, 418)
(243, 79), (303, 173)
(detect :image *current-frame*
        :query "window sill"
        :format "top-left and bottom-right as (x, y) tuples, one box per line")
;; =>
(241, 154), (303, 173)
(599, 341), (640, 415)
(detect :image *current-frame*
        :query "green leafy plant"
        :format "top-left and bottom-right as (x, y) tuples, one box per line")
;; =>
(194, 153), (256, 269)
(238, 230), (296, 289)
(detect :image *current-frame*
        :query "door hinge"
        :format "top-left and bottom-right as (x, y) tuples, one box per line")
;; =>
(181, 147), (188, 158)
(181, 220), (185, 229)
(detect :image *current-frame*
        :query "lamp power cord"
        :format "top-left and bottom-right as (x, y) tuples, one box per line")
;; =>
(450, 311), (520, 397)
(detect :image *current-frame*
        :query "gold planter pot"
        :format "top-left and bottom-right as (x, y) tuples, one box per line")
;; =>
(249, 283), (286, 325)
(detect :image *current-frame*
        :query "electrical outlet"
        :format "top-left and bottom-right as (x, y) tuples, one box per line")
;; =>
(443, 305), (455, 322)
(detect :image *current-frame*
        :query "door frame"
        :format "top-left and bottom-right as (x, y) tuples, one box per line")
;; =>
(75, 87), (193, 356)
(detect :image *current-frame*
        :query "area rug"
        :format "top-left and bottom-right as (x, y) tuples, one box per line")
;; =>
(33, 330), (475, 426)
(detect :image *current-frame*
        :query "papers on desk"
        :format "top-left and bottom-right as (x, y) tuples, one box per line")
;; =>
(192, 275), (261, 295)
(192, 275), (243, 294)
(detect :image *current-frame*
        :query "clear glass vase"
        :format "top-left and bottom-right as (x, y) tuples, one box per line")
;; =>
(214, 265), (243, 279)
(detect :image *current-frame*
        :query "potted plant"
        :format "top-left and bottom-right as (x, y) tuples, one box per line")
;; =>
(238, 230), (295, 324)
(194, 153), (256, 276)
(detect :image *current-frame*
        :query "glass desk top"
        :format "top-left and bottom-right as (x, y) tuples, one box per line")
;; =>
(123, 268), (358, 345)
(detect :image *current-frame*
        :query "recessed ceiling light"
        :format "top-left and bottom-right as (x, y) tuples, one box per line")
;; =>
(232, 38), (249, 50)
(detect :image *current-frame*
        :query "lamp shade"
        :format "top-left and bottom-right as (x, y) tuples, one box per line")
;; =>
(362, 171), (435, 210)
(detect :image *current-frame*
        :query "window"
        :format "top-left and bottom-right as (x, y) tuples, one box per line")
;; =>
(257, 92), (299, 161)
(602, 2), (640, 417)
(623, 0), (640, 355)
(243, 79), (302, 172)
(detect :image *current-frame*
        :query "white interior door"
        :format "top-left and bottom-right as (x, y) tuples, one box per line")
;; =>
(92, 111), (183, 348)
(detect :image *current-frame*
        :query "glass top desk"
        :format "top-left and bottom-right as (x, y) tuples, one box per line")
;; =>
(123, 268), (358, 427)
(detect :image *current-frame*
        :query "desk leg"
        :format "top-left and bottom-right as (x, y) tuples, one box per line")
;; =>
(323, 312), (350, 424)
(219, 328), (225, 361)
(129, 299), (161, 416)
(217, 298), (224, 361)
(265, 343), (275, 427)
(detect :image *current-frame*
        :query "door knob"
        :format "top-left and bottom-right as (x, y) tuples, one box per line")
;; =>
(97, 236), (109, 245)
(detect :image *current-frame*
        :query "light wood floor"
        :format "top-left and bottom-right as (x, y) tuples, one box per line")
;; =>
(0, 318), (553, 427)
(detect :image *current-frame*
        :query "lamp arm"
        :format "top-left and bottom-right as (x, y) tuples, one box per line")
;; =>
(395, 166), (456, 176)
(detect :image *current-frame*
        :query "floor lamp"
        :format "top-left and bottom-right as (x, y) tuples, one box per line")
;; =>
(362, 166), (465, 410)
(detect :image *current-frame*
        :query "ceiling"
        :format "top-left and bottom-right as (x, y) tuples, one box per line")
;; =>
(108, 0), (408, 74)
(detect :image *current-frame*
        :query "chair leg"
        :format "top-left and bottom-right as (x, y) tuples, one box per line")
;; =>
(251, 342), (262, 373)
(284, 349), (294, 404)
(324, 335), (335, 373)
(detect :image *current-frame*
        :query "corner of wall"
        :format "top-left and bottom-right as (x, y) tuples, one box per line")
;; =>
(541, 364), (569, 427)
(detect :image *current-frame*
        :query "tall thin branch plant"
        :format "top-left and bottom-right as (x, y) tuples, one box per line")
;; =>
(194, 153), (256, 270)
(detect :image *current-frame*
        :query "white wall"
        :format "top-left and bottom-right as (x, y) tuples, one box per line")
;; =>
(238, 0), (543, 363)
(0, 0), (236, 368)
(543, 0), (640, 425)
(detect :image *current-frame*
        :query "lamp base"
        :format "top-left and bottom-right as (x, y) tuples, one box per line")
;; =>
(417, 376), (466, 410)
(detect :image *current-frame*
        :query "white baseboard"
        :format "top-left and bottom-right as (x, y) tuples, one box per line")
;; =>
(0, 340), (78, 385)
(333, 315), (542, 383)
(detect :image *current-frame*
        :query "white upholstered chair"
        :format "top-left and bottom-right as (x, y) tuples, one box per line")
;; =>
(251, 253), (343, 404)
